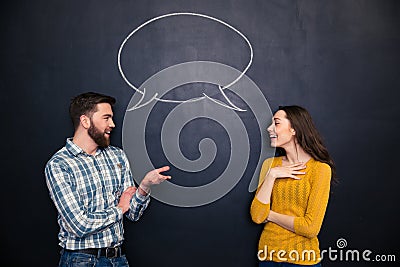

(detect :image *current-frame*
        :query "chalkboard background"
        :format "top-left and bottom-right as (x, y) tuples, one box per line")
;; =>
(1, 0), (399, 266)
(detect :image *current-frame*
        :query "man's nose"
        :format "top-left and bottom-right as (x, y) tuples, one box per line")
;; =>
(109, 119), (115, 128)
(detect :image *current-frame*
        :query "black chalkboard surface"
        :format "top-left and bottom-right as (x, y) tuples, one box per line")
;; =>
(1, 1), (399, 266)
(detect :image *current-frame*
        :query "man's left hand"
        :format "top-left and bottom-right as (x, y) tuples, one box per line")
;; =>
(139, 166), (171, 195)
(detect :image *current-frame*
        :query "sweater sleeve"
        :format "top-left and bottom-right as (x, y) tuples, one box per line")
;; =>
(293, 162), (331, 238)
(250, 158), (274, 224)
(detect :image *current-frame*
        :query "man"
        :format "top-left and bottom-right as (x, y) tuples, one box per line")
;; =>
(45, 92), (170, 266)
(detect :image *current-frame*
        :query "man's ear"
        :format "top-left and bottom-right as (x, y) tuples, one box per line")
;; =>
(80, 115), (90, 129)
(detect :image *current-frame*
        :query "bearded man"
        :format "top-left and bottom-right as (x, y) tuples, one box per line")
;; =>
(45, 92), (170, 267)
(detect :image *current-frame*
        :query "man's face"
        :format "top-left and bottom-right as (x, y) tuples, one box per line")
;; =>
(88, 103), (115, 148)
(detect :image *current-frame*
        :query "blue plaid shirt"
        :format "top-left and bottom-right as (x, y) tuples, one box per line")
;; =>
(45, 138), (150, 250)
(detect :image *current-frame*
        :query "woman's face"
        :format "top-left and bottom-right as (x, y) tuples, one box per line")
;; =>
(267, 110), (296, 148)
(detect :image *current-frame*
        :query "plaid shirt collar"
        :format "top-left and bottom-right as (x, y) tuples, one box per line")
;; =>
(65, 138), (104, 157)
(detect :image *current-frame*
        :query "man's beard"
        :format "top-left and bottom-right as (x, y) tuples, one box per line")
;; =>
(88, 121), (110, 148)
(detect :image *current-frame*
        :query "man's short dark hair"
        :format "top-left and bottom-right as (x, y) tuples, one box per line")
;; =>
(69, 92), (116, 129)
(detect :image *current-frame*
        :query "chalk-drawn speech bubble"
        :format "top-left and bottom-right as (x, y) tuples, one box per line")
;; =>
(120, 13), (275, 207)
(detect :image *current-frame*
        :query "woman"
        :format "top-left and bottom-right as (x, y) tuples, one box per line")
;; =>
(250, 105), (337, 266)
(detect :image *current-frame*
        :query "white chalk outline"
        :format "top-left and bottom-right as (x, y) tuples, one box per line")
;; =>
(117, 12), (253, 111)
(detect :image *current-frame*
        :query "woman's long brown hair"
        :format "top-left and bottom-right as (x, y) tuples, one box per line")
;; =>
(276, 105), (338, 185)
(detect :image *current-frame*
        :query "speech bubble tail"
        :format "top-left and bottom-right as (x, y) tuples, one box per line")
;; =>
(203, 93), (247, 112)
(127, 89), (158, 111)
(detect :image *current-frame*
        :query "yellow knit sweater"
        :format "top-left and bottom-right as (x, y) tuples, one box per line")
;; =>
(250, 157), (331, 265)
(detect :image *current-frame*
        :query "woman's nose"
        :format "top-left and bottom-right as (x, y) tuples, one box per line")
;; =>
(267, 123), (274, 133)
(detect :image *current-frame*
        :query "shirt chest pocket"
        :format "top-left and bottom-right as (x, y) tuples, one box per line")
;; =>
(102, 169), (124, 204)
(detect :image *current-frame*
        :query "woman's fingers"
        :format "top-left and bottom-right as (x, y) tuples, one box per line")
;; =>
(289, 175), (301, 180)
(290, 166), (306, 171)
(292, 170), (306, 175)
